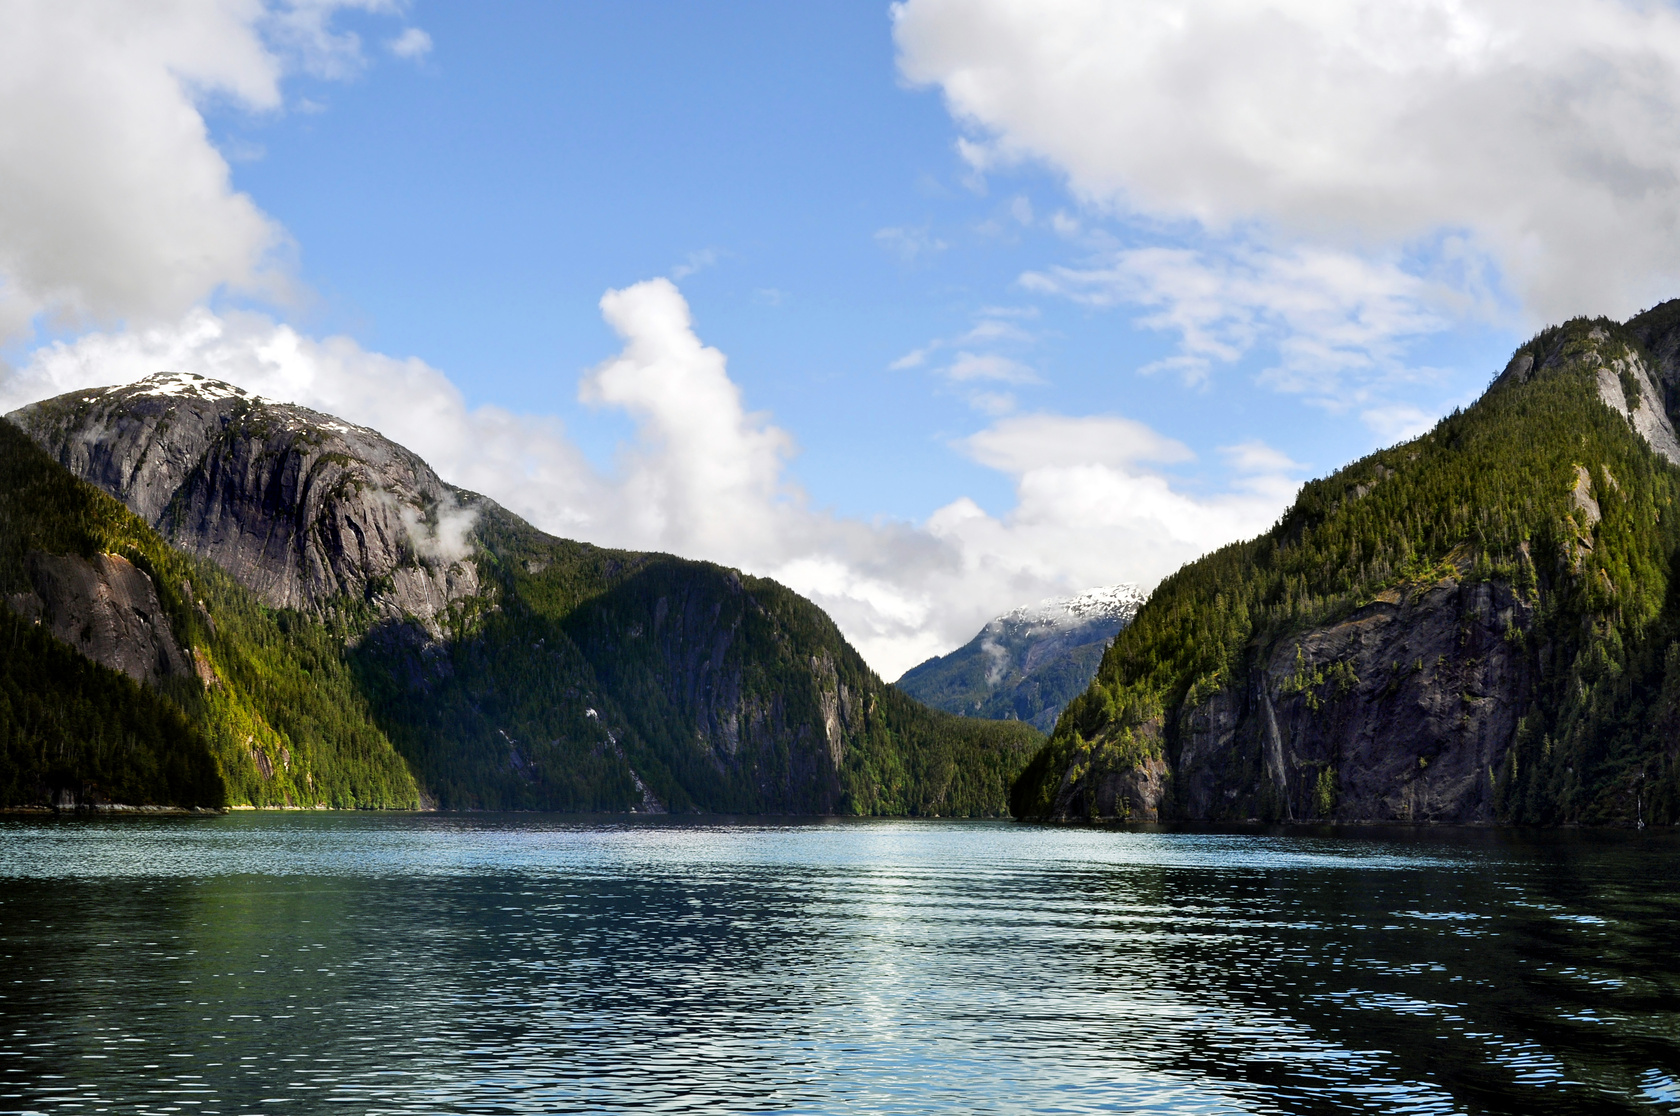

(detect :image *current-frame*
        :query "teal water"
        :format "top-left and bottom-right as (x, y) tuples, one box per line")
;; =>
(0, 815), (1676, 1114)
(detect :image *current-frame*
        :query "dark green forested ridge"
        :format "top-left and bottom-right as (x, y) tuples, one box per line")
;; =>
(0, 607), (223, 809)
(355, 501), (1041, 815)
(3, 389), (1039, 815)
(0, 419), (419, 809)
(1013, 311), (1680, 825)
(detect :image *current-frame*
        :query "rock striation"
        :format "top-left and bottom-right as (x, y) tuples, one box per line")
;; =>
(6, 552), (190, 686)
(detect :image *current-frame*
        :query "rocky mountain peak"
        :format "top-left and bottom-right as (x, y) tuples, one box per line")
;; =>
(897, 582), (1143, 733)
(7, 373), (481, 632)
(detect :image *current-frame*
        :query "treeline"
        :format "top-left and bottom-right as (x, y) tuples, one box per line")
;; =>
(3, 415), (1035, 815)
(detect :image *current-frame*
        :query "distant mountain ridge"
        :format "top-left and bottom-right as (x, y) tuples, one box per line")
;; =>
(896, 584), (1144, 732)
(3, 373), (1040, 815)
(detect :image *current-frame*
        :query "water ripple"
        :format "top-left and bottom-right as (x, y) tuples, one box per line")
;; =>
(0, 816), (1674, 1114)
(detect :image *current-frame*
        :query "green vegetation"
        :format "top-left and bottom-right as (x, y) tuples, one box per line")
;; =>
(1014, 315), (1680, 825)
(0, 420), (418, 809)
(0, 607), (222, 808)
(358, 509), (1041, 815)
(1, 415), (1034, 815)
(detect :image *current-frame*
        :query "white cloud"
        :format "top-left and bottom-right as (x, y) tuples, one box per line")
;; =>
(1220, 440), (1303, 478)
(896, 306), (1047, 413)
(889, 347), (931, 371)
(894, 0), (1680, 324)
(0, 1), (400, 343)
(6, 281), (1299, 679)
(1362, 402), (1440, 444)
(962, 413), (1192, 471)
(1023, 242), (1452, 404)
(579, 278), (796, 561)
(387, 27), (432, 61)
(966, 390), (1016, 416)
(0, 2), (284, 340)
(944, 351), (1039, 384)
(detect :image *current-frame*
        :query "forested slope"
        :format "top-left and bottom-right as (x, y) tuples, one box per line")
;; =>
(5, 376), (1039, 815)
(0, 418), (418, 809)
(1014, 310), (1680, 826)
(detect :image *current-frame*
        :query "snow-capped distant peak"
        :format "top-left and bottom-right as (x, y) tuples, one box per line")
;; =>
(994, 583), (1145, 631)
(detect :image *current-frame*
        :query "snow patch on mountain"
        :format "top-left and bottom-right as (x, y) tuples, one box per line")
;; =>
(993, 583), (1146, 633)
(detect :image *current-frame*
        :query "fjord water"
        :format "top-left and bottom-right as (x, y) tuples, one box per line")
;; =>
(0, 816), (1675, 1115)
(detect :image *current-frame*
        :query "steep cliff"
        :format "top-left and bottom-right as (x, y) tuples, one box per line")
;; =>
(10, 373), (479, 635)
(897, 585), (1144, 731)
(0, 418), (418, 809)
(1013, 307), (1680, 826)
(7, 376), (1039, 815)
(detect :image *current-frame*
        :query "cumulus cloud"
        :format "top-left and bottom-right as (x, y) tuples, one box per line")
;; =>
(0, 2), (284, 339)
(0, 1), (402, 343)
(894, 0), (1680, 324)
(6, 281), (1300, 678)
(579, 278), (796, 562)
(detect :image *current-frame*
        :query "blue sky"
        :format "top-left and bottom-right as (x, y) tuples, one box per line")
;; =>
(200, 1), (1509, 517)
(7, 1), (1680, 675)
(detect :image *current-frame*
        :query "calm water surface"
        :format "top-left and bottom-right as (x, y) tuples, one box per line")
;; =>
(0, 815), (1677, 1114)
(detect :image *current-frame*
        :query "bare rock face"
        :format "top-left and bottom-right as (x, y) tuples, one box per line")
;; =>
(1502, 320), (1680, 466)
(1174, 574), (1533, 824)
(5, 552), (190, 685)
(1050, 570), (1535, 826)
(7, 373), (480, 633)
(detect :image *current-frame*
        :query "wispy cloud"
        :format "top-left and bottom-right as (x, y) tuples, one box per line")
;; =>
(874, 224), (947, 264)
(892, 306), (1047, 412)
(387, 27), (432, 61)
(896, 0), (1680, 324)
(671, 248), (719, 279)
(1023, 241), (1452, 408)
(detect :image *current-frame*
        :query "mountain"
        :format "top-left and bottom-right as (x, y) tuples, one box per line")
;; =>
(0, 413), (417, 810)
(3, 373), (1039, 815)
(896, 585), (1144, 731)
(1011, 306), (1680, 827)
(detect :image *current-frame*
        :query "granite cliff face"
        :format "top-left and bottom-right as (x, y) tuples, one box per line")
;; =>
(6, 374), (1038, 814)
(8, 373), (479, 635)
(1167, 572), (1533, 824)
(5, 552), (190, 686)
(898, 585), (1144, 732)
(1015, 306), (1680, 827)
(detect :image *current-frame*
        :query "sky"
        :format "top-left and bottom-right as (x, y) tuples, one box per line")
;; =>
(7, 1), (1680, 678)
